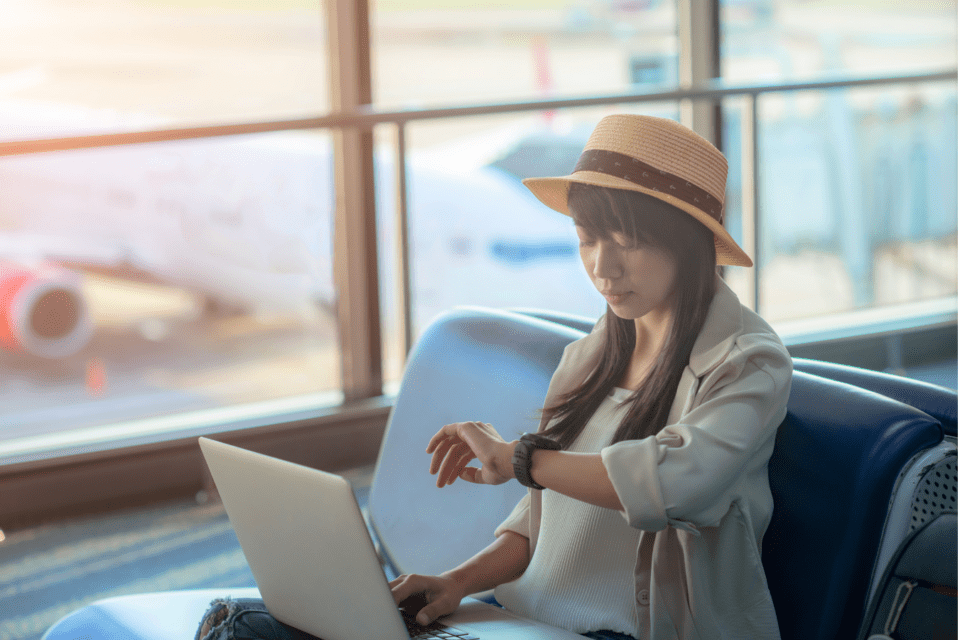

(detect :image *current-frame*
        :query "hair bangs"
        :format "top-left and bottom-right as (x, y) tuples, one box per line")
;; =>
(568, 183), (671, 248)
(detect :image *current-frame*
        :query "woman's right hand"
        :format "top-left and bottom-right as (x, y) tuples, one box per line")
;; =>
(389, 572), (468, 626)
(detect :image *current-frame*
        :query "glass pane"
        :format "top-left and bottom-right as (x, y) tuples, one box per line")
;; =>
(371, 0), (679, 110)
(0, 132), (339, 454)
(720, 0), (957, 322)
(720, 0), (957, 84)
(378, 105), (681, 384)
(1, 0), (328, 138)
(723, 85), (957, 323)
(372, 0), (681, 383)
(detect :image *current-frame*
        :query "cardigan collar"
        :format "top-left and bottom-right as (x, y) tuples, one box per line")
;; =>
(686, 278), (745, 377)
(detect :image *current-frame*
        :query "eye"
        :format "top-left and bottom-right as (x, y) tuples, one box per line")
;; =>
(575, 226), (596, 247)
(611, 232), (636, 249)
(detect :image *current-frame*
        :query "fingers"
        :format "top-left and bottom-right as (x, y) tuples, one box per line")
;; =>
(388, 574), (457, 626)
(436, 443), (476, 487)
(390, 573), (433, 611)
(427, 421), (486, 456)
(458, 466), (483, 484)
(427, 422), (508, 488)
(426, 422), (462, 454)
(428, 435), (460, 476)
(389, 574), (417, 605)
(428, 423), (475, 486)
(414, 600), (451, 626)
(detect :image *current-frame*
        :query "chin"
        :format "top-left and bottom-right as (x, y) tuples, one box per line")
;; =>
(607, 304), (644, 320)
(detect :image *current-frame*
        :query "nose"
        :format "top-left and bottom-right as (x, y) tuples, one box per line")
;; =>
(593, 241), (623, 280)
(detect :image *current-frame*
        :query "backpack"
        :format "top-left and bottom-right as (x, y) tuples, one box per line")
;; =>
(857, 509), (957, 640)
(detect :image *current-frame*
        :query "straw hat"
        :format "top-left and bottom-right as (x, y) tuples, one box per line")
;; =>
(522, 114), (752, 267)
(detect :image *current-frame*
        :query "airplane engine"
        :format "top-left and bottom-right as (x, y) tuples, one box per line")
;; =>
(0, 262), (93, 359)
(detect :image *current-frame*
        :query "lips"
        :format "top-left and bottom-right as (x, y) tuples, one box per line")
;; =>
(601, 291), (630, 304)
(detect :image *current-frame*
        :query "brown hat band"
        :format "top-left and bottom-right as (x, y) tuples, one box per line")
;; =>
(574, 149), (725, 224)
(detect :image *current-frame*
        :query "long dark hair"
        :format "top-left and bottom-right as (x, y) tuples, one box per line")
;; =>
(540, 183), (718, 448)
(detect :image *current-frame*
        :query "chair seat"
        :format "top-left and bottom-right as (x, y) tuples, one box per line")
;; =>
(41, 588), (261, 640)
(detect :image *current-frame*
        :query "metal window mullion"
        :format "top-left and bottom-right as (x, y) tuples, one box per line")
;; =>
(678, 0), (721, 145)
(395, 122), (414, 359)
(325, 0), (383, 401)
(741, 93), (761, 312)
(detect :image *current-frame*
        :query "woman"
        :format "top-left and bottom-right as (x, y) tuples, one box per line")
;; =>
(198, 114), (792, 640)
(389, 114), (792, 640)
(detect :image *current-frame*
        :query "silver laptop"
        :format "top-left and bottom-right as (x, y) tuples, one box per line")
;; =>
(198, 437), (585, 640)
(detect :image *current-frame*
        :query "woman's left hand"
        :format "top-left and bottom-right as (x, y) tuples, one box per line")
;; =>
(426, 422), (516, 487)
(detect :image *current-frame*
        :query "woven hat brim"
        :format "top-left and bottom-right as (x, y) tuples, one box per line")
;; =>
(522, 172), (753, 267)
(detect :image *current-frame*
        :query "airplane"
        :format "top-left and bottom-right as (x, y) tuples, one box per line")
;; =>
(0, 99), (604, 360)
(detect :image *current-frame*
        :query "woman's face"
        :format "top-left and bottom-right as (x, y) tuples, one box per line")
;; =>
(576, 224), (678, 320)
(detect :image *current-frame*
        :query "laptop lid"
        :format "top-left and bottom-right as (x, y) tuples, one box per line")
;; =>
(198, 437), (410, 640)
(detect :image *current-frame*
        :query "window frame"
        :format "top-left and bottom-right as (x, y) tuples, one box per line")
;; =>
(0, 0), (955, 531)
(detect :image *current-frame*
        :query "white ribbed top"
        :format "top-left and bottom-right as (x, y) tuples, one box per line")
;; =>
(495, 387), (641, 636)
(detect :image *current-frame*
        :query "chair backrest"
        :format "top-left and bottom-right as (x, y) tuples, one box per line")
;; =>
(509, 307), (598, 334)
(368, 307), (584, 577)
(793, 357), (957, 436)
(763, 371), (943, 640)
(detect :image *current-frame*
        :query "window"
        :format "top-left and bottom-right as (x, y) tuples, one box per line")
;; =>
(719, 0), (958, 322)
(371, 0), (681, 382)
(1, 0), (955, 464)
(0, 0), (338, 459)
(1, 0), (329, 129)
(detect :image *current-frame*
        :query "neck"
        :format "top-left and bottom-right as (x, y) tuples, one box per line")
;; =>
(632, 303), (674, 362)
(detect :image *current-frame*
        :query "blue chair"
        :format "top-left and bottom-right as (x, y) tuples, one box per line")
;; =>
(764, 371), (944, 640)
(367, 307), (583, 579)
(42, 308), (949, 640)
(792, 357), (957, 437)
(510, 307), (598, 334)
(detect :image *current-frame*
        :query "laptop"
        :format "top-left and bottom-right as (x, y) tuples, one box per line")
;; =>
(198, 437), (586, 640)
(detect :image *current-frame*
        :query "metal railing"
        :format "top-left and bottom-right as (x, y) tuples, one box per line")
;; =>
(2, 68), (956, 359)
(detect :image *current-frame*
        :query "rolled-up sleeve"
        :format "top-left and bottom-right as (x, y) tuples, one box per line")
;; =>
(600, 339), (791, 532)
(494, 492), (531, 539)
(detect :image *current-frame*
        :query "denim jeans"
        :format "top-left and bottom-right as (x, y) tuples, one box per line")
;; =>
(195, 598), (316, 640)
(196, 598), (638, 640)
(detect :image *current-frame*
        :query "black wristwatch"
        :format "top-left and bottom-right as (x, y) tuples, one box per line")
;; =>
(512, 433), (561, 490)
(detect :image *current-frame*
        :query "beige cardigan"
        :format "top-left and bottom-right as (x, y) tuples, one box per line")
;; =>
(494, 279), (792, 639)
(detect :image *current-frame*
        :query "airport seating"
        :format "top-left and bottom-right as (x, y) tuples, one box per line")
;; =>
(510, 306), (599, 334)
(366, 307), (582, 579)
(512, 308), (960, 622)
(763, 369), (945, 639)
(43, 307), (948, 640)
(791, 357), (957, 437)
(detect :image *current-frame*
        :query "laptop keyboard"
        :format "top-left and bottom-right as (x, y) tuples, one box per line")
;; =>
(402, 612), (480, 640)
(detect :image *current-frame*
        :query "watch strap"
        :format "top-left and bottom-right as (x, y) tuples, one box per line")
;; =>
(512, 433), (560, 490)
